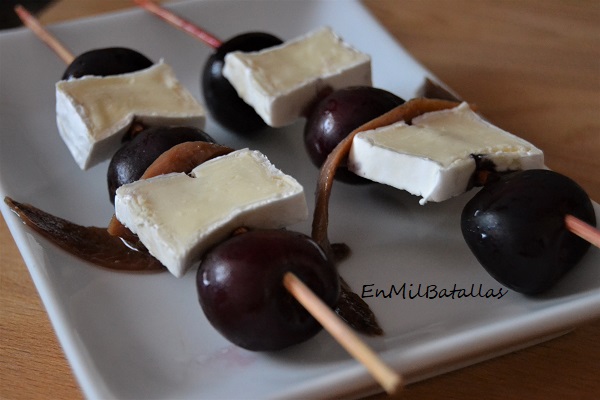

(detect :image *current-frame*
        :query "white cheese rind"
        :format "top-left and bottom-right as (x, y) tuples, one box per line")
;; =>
(223, 27), (372, 127)
(56, 60), (206, 170)
(348, 102), (544, 204)
(114, 149), (308, 277)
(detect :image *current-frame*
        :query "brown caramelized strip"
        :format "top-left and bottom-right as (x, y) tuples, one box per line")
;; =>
(107, 141), (234, 237)
(4, 197), (164, 272)
(141, 141), (234, 179)
(312, 98), (462, 256)
(4, 143), (234, 272)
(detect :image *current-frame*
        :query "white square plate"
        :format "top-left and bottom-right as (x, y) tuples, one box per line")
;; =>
(1, 1), (599, 398)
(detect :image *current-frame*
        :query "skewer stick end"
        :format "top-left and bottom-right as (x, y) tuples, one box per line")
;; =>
(565, 214), (600, 248)
(283, 272), (403, 396)
(13, 4), (75, 64)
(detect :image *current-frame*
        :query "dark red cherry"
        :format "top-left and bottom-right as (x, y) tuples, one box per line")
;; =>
(201, 32), (282, 134)
(304, 86), (404, 183)
(107, 126), (215, 203)
(197, 229), (340, 351)
(461, 169), (596, 294)
(62, 47), (153, 80)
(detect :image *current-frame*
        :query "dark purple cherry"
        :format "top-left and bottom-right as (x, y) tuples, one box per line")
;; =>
(197, 229), (340, 351)
(304, 86), (405, 183)
(461, 169), (596, 295)
(62, 47), (153, 80)
(202, 32), (282, 134)
(107, 126), (215, 203)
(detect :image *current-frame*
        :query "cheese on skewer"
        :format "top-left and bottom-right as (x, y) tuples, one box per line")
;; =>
(115, 149), (307, 277)
(56, 60), (206, 170)
(349, 102), (544, 204)
(223, 27), (371, 127)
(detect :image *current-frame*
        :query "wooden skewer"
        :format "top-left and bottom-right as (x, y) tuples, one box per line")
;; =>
(133, 0), (222, 49)
(565, 215), (600, 248)
(14, 4), (75, 64)
(284, 272), (402, 395)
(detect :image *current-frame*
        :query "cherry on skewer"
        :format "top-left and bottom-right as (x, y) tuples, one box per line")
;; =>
(197, 228), (402, 394)
(311, 99), (599, 295)
(134, 0), (411, 183)
(304, 86), (406, 184)
(134, 0), (283, 134)
(15, 5), (215, 201)
(107, 126), (216, 204)
(461, 169), (598, 295)
(62, 47), (153, 80)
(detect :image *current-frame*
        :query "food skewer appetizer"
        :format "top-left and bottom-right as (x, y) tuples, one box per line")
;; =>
(11, 5), (403, 394)
(134, 0), (283, 133)
(134, 0), (414, 188)
(16, 4), (214, 204)
(4, 143), (403, 395)
(13, 1), (378, 321)
(134, 0), (379, 135)
(15, 4), (206, 171)
(132, 0), (391, 332)
(220, 26), (372, 128)
(312, 98), (598, 294)
(15, 1), (382, 335)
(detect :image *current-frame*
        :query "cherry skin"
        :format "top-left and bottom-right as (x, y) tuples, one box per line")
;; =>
(201, 32), (282, 134)
(197, 229), (340, 351)
(304, 86), (405, 183)
(62, 47), (153, 80)
(461, 169), (596, 294)
(106, 126), (214, 204)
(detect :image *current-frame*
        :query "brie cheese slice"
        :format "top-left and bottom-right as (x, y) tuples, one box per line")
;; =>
(348, 102), (544, 204)
(56, 60), (206, 170)
(223, 27), (371, 127)
(115, 149), (308, 277)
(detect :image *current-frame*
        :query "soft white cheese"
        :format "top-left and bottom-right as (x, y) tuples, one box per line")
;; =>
(223, 27), (371, 127)
(114, 149), (308, 277)
(348, 102), (544, 204)
(56, 60), (206, 170)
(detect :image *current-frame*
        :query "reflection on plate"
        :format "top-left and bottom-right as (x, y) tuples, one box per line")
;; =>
(1, 1), (599, 399)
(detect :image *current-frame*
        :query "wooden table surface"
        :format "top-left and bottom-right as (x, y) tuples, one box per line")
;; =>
(1, 1), (599, 399)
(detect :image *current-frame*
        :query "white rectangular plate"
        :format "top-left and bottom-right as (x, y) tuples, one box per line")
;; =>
(1, 1), (599, 399)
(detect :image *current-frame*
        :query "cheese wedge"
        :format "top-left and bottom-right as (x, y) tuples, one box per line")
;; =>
(115, 149), (307, 277)
(223, 27), (371, 127)
(348, 102), (544, 204)
(56, 60), (205, 170)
